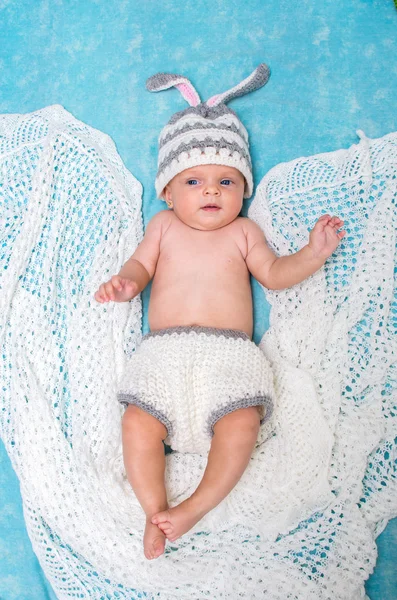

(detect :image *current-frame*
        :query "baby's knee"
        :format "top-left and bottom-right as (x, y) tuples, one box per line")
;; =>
(122, 405), (168, 440)
(213, 406), (261, 437)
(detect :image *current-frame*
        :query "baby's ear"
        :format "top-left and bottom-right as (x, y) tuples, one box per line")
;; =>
(163, 186), (173, 208)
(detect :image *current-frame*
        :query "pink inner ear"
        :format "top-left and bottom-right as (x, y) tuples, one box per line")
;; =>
(175, 83), (199, 107)
(206, 94), (220, 107)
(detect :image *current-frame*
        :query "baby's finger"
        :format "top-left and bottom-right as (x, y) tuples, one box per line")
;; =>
(125, 279), (138, 291)
(104, 281), (116, 301)
(313, 216), (329, 231)
(111, 275), (123, 291)
(329, 221), (342, 231)
(95, 292), (106, 303)
(95, 285), (108, 303)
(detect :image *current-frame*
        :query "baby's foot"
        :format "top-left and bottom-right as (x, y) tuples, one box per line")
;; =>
(143, 518), (166, 560)
(151, 499), (204, 542)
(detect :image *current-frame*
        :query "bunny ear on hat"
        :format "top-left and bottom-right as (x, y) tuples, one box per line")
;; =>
(146, 73), (201, 107)
(206, 63), (270, 107)
(147, 63), (271, 201)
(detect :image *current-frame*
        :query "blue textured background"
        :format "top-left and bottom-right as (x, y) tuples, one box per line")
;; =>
(0, 1), (396, 598)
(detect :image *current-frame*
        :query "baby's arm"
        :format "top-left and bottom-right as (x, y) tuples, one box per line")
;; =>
(244, 215), (345, 290)
(94, 211), (166, 303)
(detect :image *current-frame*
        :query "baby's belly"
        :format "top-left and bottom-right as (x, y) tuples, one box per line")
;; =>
(148, 287), (254, 338)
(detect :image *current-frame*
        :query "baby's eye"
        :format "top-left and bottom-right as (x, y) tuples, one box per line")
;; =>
(221, 179), (233, 185)
(187, 179), (199, 185)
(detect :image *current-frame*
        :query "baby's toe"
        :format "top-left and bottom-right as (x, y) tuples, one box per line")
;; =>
(145, 537), (165, 560)
(143, 521), (166, 560)
(151, 510), (170, 525)
(152, 537), (165, 558)
(144, 546), (154, 560)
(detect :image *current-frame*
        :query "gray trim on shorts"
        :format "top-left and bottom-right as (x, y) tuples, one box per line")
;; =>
(142, 325), (251, 342)
(207, 395), (274, 436)
(118, 394), (174, 437)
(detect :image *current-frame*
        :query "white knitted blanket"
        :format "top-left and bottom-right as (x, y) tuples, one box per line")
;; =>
(0, 105), (396, 599)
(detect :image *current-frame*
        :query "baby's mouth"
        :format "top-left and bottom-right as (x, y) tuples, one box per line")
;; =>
(202, 204), (220, 211)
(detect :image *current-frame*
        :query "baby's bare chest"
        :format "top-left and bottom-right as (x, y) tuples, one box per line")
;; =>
(156, 226), (248, 281)
(148, 219), (253, 333)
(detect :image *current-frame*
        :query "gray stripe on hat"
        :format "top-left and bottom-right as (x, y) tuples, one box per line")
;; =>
(157, 137), (252, 175)
(160, 120), (247, 149)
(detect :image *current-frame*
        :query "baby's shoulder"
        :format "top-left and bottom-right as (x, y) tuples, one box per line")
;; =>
(231, 217), (267, 256)
(146, 209), (173, 234)
(147, 209), (172, 224)
(232, 216), (261, 235)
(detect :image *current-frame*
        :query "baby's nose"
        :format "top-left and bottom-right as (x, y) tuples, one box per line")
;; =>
(204, 184), (220, 195)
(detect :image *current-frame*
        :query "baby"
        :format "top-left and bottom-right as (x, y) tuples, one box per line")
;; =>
(94, 66), (345, 560)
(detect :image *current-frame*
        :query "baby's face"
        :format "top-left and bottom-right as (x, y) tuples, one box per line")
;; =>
(163, 164), (245, 231)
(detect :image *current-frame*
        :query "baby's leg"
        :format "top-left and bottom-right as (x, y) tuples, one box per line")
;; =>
(152, 406), (260, 541)
(122, 405), (168, 559)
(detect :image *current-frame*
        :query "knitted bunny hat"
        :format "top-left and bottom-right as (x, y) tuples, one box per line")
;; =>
(146, 63), (270, 200)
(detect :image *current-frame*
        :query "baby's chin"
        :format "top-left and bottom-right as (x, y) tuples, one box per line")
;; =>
(185, 217), (237, 231)
(172, 210), (239, 231)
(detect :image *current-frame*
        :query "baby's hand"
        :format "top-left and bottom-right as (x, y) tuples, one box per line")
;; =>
(308, 214), (346, 260)
(94, 275), (139, 303)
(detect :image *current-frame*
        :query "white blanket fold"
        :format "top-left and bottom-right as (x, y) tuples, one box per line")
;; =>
(0, 106), (395, 599)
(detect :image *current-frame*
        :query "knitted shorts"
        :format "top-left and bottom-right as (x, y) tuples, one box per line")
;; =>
(117, 326), (275, 454)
